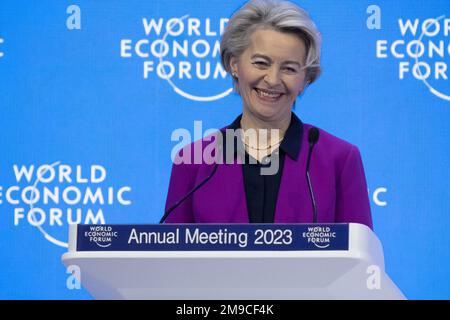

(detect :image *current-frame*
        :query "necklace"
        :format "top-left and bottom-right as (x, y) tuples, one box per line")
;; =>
(241, 135), (284, 151)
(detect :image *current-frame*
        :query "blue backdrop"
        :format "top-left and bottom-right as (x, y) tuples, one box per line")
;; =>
(0, 0), (449, 299)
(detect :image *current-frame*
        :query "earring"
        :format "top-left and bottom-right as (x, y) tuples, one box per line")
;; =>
(232, 71), (237, 78)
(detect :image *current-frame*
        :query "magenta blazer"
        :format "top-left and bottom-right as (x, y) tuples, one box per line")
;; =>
(164, 122), (373, 229)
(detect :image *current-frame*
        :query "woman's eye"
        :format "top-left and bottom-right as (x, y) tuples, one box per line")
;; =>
(252, 61), (269, 67)
(283, 67), (297, 73)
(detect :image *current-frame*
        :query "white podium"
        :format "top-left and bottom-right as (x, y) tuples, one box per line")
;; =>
(62, 223), (405, 300)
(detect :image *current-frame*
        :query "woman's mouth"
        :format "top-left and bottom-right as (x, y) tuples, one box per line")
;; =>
(254, 88), (284, 102)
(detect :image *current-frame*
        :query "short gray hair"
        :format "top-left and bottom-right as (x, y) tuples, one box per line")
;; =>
(221, 0), (322, 90)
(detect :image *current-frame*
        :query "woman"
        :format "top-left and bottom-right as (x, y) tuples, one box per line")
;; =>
(163, 0), (373, 229)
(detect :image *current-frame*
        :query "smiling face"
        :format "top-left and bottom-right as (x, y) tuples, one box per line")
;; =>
(230, 28), (307, 123)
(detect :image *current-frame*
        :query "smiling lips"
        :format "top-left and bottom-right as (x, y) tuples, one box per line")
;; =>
(254, 88), (284, 101)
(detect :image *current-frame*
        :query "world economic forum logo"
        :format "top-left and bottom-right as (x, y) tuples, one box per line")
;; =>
(120, 15), (232, 102)
(375, 15), (450, 101)
(302, 226), (336, 249)
(84, 225), (118, 248)
(0, 162), (132, 248)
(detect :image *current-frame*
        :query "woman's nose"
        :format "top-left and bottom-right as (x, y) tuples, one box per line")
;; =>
(263, 67), (282, 87)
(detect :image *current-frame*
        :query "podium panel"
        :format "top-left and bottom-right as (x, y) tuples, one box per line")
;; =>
(62, 223), (405, 299)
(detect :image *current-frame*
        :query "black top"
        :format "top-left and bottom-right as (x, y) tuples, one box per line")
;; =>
(225, 113), (304, 223)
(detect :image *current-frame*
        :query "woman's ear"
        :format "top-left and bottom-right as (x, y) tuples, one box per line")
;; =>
(230, 57), (238, 77)
(298, 79), (309, 96)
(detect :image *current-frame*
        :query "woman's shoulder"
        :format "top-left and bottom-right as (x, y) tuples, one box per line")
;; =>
(302, 123), (361, 160)
(303, 123), (357, 147)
